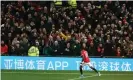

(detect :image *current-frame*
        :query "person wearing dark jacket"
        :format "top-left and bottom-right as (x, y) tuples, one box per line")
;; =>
(51, 41), (61, 56)
(64, 42), (72, 56)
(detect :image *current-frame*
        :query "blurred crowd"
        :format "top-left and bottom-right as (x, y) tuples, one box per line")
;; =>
(1, 1), (133, 57)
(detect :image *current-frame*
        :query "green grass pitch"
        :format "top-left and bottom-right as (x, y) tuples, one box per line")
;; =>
(1, 70), (133, 80)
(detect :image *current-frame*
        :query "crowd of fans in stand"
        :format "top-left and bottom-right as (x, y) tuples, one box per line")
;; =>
(1, 1), (133, 57)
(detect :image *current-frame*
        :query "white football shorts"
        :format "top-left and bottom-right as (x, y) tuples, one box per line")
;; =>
(80, 62), (93, 67)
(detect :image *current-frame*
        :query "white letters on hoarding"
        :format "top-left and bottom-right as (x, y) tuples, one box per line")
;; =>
(36, 60), (45, 70)
(14, 59), (24, 69)
(121, 62), (131, 71)
(4, 59), (13, 69)
(110, 62), (119, 71)
(113, 62), (120, 71)
(110, 62), (114, 71)
(55, 61), (61, 70)
(47, 61), (69, 70)
(62, 61), (68, 70)
(25, 60), (35, 70)
(47, 61), (54, 70)
(91, 61), (97, 68)
(76, 61), (80, 70)
(2, 57), (133, 71)
(99, 61), (108, 71)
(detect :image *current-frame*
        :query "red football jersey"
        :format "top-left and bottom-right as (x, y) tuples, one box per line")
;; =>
(81, 50), (90, 62)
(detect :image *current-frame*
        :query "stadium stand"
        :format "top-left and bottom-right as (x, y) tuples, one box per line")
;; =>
(1, 1), (133, 57)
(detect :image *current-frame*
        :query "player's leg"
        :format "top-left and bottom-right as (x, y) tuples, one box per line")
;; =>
(79, 62), (83, 75)
(88, 62), (101, 76)
(90, 66), (98, 73)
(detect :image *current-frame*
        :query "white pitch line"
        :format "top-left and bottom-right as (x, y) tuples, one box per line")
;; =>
(1, 72), (79, 75)
(1, 71), (133, 76)
(68, 75), (97, 80)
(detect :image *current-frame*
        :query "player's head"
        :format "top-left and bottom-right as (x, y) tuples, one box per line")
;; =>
(82, 43), (86, 50)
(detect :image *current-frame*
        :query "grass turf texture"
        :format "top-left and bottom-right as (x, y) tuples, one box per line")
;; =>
(1, 70), (133, 80)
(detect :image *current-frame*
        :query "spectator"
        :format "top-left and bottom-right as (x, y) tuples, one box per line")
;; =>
(88, 41), (97, 56)
(116, 47), (121, 57)
(42, 43), (53, 56)
(28, 42), (39, 56)
(64, 42), (72, 56)
(20, 37), (29, 56)
(97, 43), (104, 57)
(56, 35), (65, 55)
(1, 40), (8, 55)
(12, 37), (19, 46)
(13, 41), (23, 56)
(72, 40), (81, 56)
(104, 39), (114, 56)
(51, 41), (60, 56)
(126, 43), (133, 58)
(35, 39), (42, 54)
